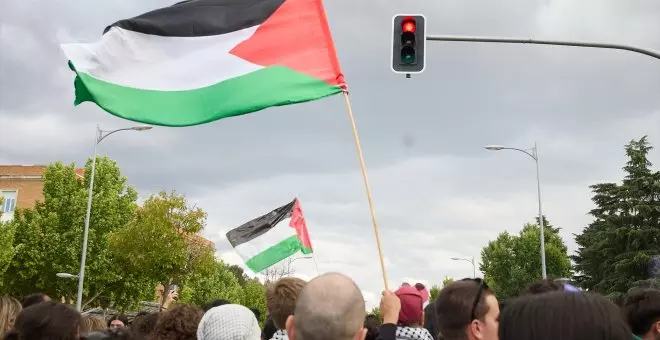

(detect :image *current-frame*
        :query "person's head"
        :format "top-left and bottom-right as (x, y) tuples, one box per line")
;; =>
(85, 328), (133, 340)
(364, 315), (381, 330)
(286, 272), (366, 340)
(82, 315), (107, 333)
(522, 279), (564, 296)
(250, 308), (261, 323)
(0, 296), (21, 333)
(197, 304), (261, 340)
(622, 288), (660, 340)
(263, 317), (277, 340)
(151, 304), (203, 340)
(435, 279), (499, 340)
(266, 277), (307, 330)
(202, 299), (230, 312)
(129, 312), (159, 340)
(108, 314), (129, 329)
(20, 293), (49, 309)
(364, 315), (381, 340)
(499, 291), (630, 340)
(4, 300), (81, 340)
(395, 286), (425, 327)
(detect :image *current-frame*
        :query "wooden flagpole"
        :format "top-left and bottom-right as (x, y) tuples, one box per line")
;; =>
(311, 252), (321, 277)
(342, 91), (389, 290)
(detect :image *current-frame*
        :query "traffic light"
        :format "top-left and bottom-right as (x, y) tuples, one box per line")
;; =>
(391, 14), (426, 74)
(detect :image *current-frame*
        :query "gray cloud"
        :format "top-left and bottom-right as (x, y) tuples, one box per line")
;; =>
(1, 0), (659, 307)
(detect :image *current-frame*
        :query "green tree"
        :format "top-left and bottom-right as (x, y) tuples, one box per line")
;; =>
(0, 197), (20, 287)
(242, 278), (267, 325)
(573, 137), (660, 298)
(2, 158), (138, 303)
(480, 217), (572, 299)
(368, 307), (381, 320)
(108, 191), (215, 308)
(227, 265), (249, 287)
(429, 284), (441, 302)
(181, 260), (244, 307)
(442, 276), (454, 287)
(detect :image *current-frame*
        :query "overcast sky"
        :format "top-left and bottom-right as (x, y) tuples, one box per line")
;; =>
(1, 0), (659, 308)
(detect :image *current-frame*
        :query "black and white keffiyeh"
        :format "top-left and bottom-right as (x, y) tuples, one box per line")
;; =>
(270, 329), (288, 340)
(395, 326), (434, 340)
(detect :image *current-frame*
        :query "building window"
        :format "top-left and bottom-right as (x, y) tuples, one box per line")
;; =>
(1, 191), (17, 214)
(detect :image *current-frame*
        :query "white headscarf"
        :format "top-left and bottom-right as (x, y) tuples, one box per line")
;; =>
(197, 304), (262, 340)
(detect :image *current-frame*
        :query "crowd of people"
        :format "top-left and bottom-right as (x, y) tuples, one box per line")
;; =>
(0, 273), (658, 340)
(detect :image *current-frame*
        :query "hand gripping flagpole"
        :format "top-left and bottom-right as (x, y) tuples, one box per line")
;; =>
(342, 90), (390, 291)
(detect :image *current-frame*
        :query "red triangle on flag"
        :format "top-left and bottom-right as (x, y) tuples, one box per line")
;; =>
(289, 198), (313, 251)
(230, 0), (345, 89)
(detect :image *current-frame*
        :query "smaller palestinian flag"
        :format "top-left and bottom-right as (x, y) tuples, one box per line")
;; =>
(226, 198), (313, 272)
(61, 0), (345, 127)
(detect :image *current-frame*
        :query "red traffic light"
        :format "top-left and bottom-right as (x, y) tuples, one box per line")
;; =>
(402, 19), (416, 33)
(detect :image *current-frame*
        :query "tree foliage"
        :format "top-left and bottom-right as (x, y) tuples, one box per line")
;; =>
(572, 137), (660, 298)
(429, 285), (441, 302)
(0, 197), (20, 285)
(181, 260), (244, 307)
(1, 158), (137, 302)
(242, 278), (267, 325)
(227, 265), (249, 287)
(368, 307), (381, 320)
(108, 191), (215, 309)
(0, 159), (275, 314)
(442, 276), (454, 287)
(480, 217), (572, 299)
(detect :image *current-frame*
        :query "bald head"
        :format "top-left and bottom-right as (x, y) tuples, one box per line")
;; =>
(287, 272), (366, 340)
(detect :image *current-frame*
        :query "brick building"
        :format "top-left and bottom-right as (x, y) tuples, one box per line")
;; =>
(0, 165), (84, 222)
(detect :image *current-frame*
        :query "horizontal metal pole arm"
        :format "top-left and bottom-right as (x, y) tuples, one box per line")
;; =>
(426, 34), (660, 61)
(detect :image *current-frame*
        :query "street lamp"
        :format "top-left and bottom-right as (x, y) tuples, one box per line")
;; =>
(76, 124), (152, 312)
(57, 272), (79, 279)
(451, 257), (476, 278)
(484, 142), (547, 279)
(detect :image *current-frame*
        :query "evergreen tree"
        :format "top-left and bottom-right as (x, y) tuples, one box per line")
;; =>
(573, 137), (660, 298)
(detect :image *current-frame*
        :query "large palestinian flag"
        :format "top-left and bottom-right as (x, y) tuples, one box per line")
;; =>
(61, 0), (345, 127)
(226, 198), (313, 272)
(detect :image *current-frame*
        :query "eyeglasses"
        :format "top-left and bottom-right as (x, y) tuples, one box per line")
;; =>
(461, 278), (489, 321)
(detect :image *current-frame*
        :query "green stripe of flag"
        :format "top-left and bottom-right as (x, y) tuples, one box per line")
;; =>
(72, 65), (343, 127)
(245, 235), (303, 272)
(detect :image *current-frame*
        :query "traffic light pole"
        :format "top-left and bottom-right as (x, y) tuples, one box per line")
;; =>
(425, 34), (660, 60)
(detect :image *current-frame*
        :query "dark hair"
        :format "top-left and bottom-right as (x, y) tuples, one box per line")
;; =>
(435, 280), (493, 340)
(20, 293), (48, 309)
(499, 291), (630, 340)
(108, 314), (129, 328)
(250, 308), (261, 321)
(202, 299), (230, 312)
(364, 315), (381, 340)
(85, 328), (134, 340)
(150, 304), (203, 340)
(522, 279), (564, 295)
(130, 312), (159, 340)
(622, 288), (660, 336)
(5, 301), (81, 340)
(262, 317), (277, 340)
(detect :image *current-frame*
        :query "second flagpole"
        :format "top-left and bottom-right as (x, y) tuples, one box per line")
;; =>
(342, 91), (389, 291)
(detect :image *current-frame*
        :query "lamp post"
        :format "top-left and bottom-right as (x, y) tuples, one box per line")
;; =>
(451, 256), (476, 278)
(75, 124), (152, 311)
(485, 142), (547, 279)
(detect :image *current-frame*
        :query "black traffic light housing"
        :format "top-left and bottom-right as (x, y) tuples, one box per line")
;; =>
(391, 14), (426, 74)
